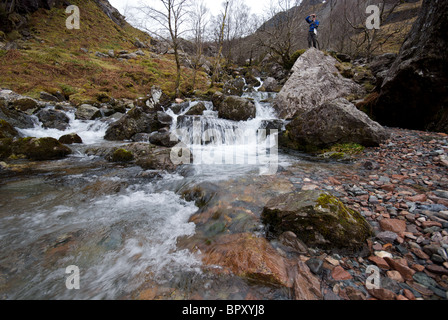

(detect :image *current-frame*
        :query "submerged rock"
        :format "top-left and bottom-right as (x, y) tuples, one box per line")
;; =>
(261, 190), (373, 252)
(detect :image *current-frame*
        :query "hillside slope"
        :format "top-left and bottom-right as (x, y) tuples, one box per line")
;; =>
(0, 0), (210, 104)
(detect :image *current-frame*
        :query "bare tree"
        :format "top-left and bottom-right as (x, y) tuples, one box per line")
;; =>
(343, 0), (405, 61)
(211, 0), (230, 86)
(189, 0), (209, 90)
(255, 0), (302, 69)
(135, 0), (191, 97)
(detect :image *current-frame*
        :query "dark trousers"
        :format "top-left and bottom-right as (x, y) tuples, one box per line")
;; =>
(308, 31), (317, 48)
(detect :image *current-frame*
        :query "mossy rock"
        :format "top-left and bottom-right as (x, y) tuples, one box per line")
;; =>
(0, 138), (13, 160)
(262, 191), (373, 253)
(110, 148), (134, 162)
(11, 137), (72, 160)
(0, 120), (19, 139)
(12, 98), (39, 113)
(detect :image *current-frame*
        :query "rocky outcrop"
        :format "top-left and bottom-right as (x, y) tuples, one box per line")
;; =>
(274, 48), (365, 119)
(372, 0), (448, 133)
(282, 98), (389, 150)
(104, 107), (162, 141)
(262, 190), (373, 253)
(213, 92), (256, 122)
(0, 119), (19, 139)
(0, 96), (36, 129)
(36, 108), (70, 130)
(1, 137), (72, 160)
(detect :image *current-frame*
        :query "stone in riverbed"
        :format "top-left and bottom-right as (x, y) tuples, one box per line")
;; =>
(75, 104), (102, 120)
(59, 133), (83, 145)
(0, 119), (19, 139)
(261, 190), (373, 252)
(36, 109), (70, 130)
(11, 137), (72, 160)
(213, 92), (256, 121)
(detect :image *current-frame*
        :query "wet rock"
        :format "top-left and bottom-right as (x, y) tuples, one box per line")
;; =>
(261, 191), (373, 252)
(11, 137), (72, 160)
(283, 98), (389, 151)
(201, 233), (291, 287)
(274, 48), (364, 119)
(156, 111), (173, 125)
(40, 91), (62, 102)
(110, 148), (134, 163)
(293, 261), (323, 300)
(135, 148), (178, 172)
(216, 95), (256, 122)
(11, 98), (39, 113)
(305, 258), (324, 275)
(185, 102), (206, 116)
(223, 77), (245, 96)
(259, 77), (280, 92)
(104, 107), (162, 141)
(75, 104), (102, 120)
(278, 231), (308, 254)
(36, 109), (70, 130)
(0, 120), (19, 139)
(0, 101), (36, 129)
(148, 132), (178, 148)
(58, 133), (82, 145)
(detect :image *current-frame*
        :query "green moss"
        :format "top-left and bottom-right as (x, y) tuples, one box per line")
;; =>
(111, 148), (134, 162)
(0, 120), (18, 139)
(0, 138), (13, 160)
(11, 137), (72, 160)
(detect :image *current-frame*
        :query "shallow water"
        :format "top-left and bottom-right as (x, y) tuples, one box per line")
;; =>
(0, 91), (303, 300)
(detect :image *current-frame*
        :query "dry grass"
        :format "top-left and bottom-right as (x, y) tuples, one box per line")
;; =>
(0, 0), (212, 103)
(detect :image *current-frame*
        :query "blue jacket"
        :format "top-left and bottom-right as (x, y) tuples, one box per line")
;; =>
(306, 16), (320, 32)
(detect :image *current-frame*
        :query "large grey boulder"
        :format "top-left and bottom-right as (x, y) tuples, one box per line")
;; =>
(283, 98), (388, 150)
(372, 0), (448, 133)
(261, 190), (373, 253)
(274, 48), (364, 119)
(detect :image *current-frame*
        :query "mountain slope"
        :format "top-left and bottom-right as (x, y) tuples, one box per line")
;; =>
(0, 0), (210, 104)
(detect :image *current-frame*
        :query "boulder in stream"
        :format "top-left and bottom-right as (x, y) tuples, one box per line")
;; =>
(104, 107), (162, 141)
(10, 137), (72, 160)
(75, 104), (102, 121)
(36, 109), (70, 130)
(213, 92), (256, 122)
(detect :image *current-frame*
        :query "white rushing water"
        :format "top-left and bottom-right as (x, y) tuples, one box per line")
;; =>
(17, 107), (110, 145)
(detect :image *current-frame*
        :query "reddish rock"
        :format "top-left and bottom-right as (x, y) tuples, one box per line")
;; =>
(367, 288), (397, 300)
(411, 264), (426, 272)
(406, 194), (427, 202)
(382, 184), (396, 192)
(425, 264), (448, 276)
(293, 261), (323, 300)
(368, 256), (390, 270)
(380, 219), (407, 234)
(201, 233), (291, 287)
(331, 266), (353, 281)
(421, 221), (442, 228)
(387, 270), (404, 283)
(384, 257), (416, 281)
(403, 289), (416, 300)
(411, 248), (430, 260)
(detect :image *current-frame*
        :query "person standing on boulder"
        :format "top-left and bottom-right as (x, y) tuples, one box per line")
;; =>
(306, 14), (319, 49)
